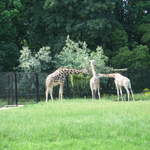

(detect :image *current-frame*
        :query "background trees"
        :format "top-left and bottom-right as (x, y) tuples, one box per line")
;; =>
(55, 36), (110, 72)
(19, 46), (52, 72)
(0, 0), (25, 71)
(0, 0), (150, 91)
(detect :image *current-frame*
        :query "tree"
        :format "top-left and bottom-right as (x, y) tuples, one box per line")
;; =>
(55, 36), (110, 73)
(19, 46), (51, 72)
(24, 0), (117, 53)
(137, 24), (150, 49)
(0, 43), (19, 71)
(103, 27), (128, 58)
(111, 45), (150, 91)
(54, 36), (111, 97)
(114, 0), (150, 48)
(112, 45), (150, 69)
(0, 0), (26, 71)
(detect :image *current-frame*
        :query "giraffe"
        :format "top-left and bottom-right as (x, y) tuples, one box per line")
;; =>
(90, 60), (100, 100)
(99, 73), (134, 101)
(45, 67), (87, 102)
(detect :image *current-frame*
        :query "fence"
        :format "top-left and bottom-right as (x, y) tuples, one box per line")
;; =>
(0, 70), (150, 106)
(0, 72), (47, 106)
(0, 72), (92, 106)
(0, 72), (113, 106)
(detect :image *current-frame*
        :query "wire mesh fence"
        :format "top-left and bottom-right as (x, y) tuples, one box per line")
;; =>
(0, 72), (45, 107)
(0, 72), (92, 106)
(0, 70), (150, 107)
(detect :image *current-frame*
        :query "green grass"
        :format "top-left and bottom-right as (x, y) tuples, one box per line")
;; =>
(0, 99), (7, 107)
(0, 99), (150, 150)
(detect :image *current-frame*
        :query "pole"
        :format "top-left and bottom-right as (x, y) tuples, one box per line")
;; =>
(14, 72), (18, 106)
(35, 73), (40, 102)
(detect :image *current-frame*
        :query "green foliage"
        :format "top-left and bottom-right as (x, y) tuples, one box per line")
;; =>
(0, 0), (24, 43)
(0, 0), (25, 71)
(111, 45), (150, 91)
(137, 23), (150, 47)
(55, 36), (110, 72)
(112, 45), (150, 70)
(143, 88), (150, 96)
(31, 0), (117, 53)
(111, 28), (128, 49)
(19, 46), (51, 72)
(0, 0), (150, 92)
(55, 36), (111, 96)
(90, 46), (111, 72)
(104, 28), (128, 57)
(0, 43), (19, 71)
(55, 36), (89, 69)
(68, 74), (91, 97)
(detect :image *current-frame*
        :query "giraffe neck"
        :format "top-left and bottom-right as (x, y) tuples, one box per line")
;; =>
(101, 73), (116, 78)
(60, 68), (85, 76)
(91, 64), (97, 76)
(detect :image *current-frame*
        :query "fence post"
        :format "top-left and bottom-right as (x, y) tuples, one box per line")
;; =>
(35, 73), (40, 102)
(14, 72), (18, 106)
(10, 72), (14, 105)
(7, 73), (11, 105)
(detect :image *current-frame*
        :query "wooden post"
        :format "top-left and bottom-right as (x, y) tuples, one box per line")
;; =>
(35, 73), (40, 102)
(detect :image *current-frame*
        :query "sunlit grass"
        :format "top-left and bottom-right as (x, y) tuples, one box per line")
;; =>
(0, 93), (150, 107)
(0, 99), (150, 150)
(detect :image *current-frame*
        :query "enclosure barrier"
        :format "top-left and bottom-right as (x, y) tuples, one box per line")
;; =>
(0, 70), (149, 106)
(0, 72), (46, 106)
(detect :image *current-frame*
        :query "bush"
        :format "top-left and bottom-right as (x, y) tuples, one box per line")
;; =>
(143, 88), (150, 95)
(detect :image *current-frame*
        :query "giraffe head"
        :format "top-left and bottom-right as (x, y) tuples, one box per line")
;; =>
(89, 60), (96, 66)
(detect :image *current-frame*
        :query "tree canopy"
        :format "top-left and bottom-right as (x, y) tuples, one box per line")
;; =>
(55, 36), (110, 72)
(0, 0), (150, 91)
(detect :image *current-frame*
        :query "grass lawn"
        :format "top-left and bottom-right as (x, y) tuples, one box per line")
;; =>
(0, 99), (150, 150)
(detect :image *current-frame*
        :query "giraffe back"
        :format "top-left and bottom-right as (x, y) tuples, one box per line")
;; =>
(114, 73), (131, 88)
(46, 67), (87, 87)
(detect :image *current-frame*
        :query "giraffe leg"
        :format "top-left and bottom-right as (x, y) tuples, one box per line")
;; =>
(90, 84), (94, 100)
(59, 84), (63, 100)
(124, 87), (130, 101)
(45, 87), (49, 102)
(91, 90), (94, 100)
(119, 87), (123, 101)
(130, 88), (135, 101)
(115, 83), (120, 101)
(98, 87), (101, 100)
(49, 87), (53, 102)
(93, 89), (96, 99)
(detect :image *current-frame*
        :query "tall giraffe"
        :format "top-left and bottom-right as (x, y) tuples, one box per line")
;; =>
(99, 73), (134, 101)
(90, 60), (100, 99)
(45, 67), (87, 102)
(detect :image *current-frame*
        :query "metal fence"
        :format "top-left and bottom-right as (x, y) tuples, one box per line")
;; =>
(0, 72), (92, 106)
(0, 70), (150, 106)
(0, 72), (48, 106)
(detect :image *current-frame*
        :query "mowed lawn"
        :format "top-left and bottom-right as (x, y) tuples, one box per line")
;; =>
(0, 100), (150, 150)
